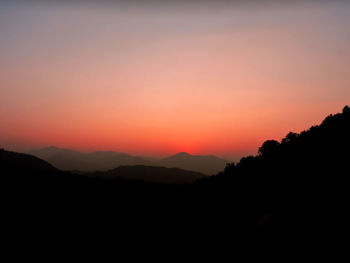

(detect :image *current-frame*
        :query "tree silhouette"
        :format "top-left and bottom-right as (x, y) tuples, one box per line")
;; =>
(258, 140), (280, 156)
(281, 132), (298, 144)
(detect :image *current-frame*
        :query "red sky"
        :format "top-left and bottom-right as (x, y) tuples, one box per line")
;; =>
(1, 1), (350, 160)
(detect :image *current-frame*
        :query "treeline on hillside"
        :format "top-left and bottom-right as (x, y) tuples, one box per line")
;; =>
(197, 105), (349, 223)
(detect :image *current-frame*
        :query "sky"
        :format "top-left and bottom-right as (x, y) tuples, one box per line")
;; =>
(1, 0), (350, 160)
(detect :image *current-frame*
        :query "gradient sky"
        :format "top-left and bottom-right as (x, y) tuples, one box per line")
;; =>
(1, 0), (350, 160)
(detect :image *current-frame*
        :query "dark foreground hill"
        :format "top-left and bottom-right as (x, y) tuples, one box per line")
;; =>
(0, 148), (58, 174)
(2, 105), (350, 262)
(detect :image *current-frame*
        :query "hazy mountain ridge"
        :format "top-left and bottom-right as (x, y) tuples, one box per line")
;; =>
(29, 146), (153, 172)
(29, 147), (228, 174)
(89, 165), (206, 184)
(1, 149), (206, 184)
(159, 152), (228, 175)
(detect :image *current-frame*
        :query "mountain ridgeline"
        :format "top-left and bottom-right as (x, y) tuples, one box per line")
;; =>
(29, 147), (228, 175)
(2, 105), (350, 262)
(29, 147), (153, 172)
(0, 149), (206, 184)
(89, 165), (206, 184)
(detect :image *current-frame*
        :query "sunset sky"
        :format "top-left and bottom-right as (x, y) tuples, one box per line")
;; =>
(1, 0), (350, 160)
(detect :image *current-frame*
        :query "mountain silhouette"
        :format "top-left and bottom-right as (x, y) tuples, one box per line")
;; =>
(1, 148), (58, 175)
(1, 148), (206, 184)
(3, 105), (349, 262)
(29, 147), (228, 174)
(29, 146), (152, 171)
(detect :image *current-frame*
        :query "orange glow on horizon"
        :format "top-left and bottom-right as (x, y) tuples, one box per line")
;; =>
(1, 1), (350, 160)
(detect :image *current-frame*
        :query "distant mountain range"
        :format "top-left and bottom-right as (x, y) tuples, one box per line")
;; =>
(89, 165), (206, 184)
(29, 146), (153, 171)
(1, 148), (206, 184)
(29, 146), (228, 175)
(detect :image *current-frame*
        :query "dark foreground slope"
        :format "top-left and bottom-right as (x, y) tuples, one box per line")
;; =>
(1, 149), (58, 174)
(196, 105), (350, 254)
(2, 106), (350, 262)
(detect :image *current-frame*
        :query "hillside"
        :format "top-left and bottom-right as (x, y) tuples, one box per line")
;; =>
(197, 105), (350, 241)
(1, 148), (58, 174)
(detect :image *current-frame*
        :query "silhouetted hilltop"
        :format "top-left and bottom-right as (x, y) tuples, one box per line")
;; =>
(159, 152), (228, 175)
(1, 148), (58, 175)
(212, 105), (350, 179)
(89, 165), (207, 184)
